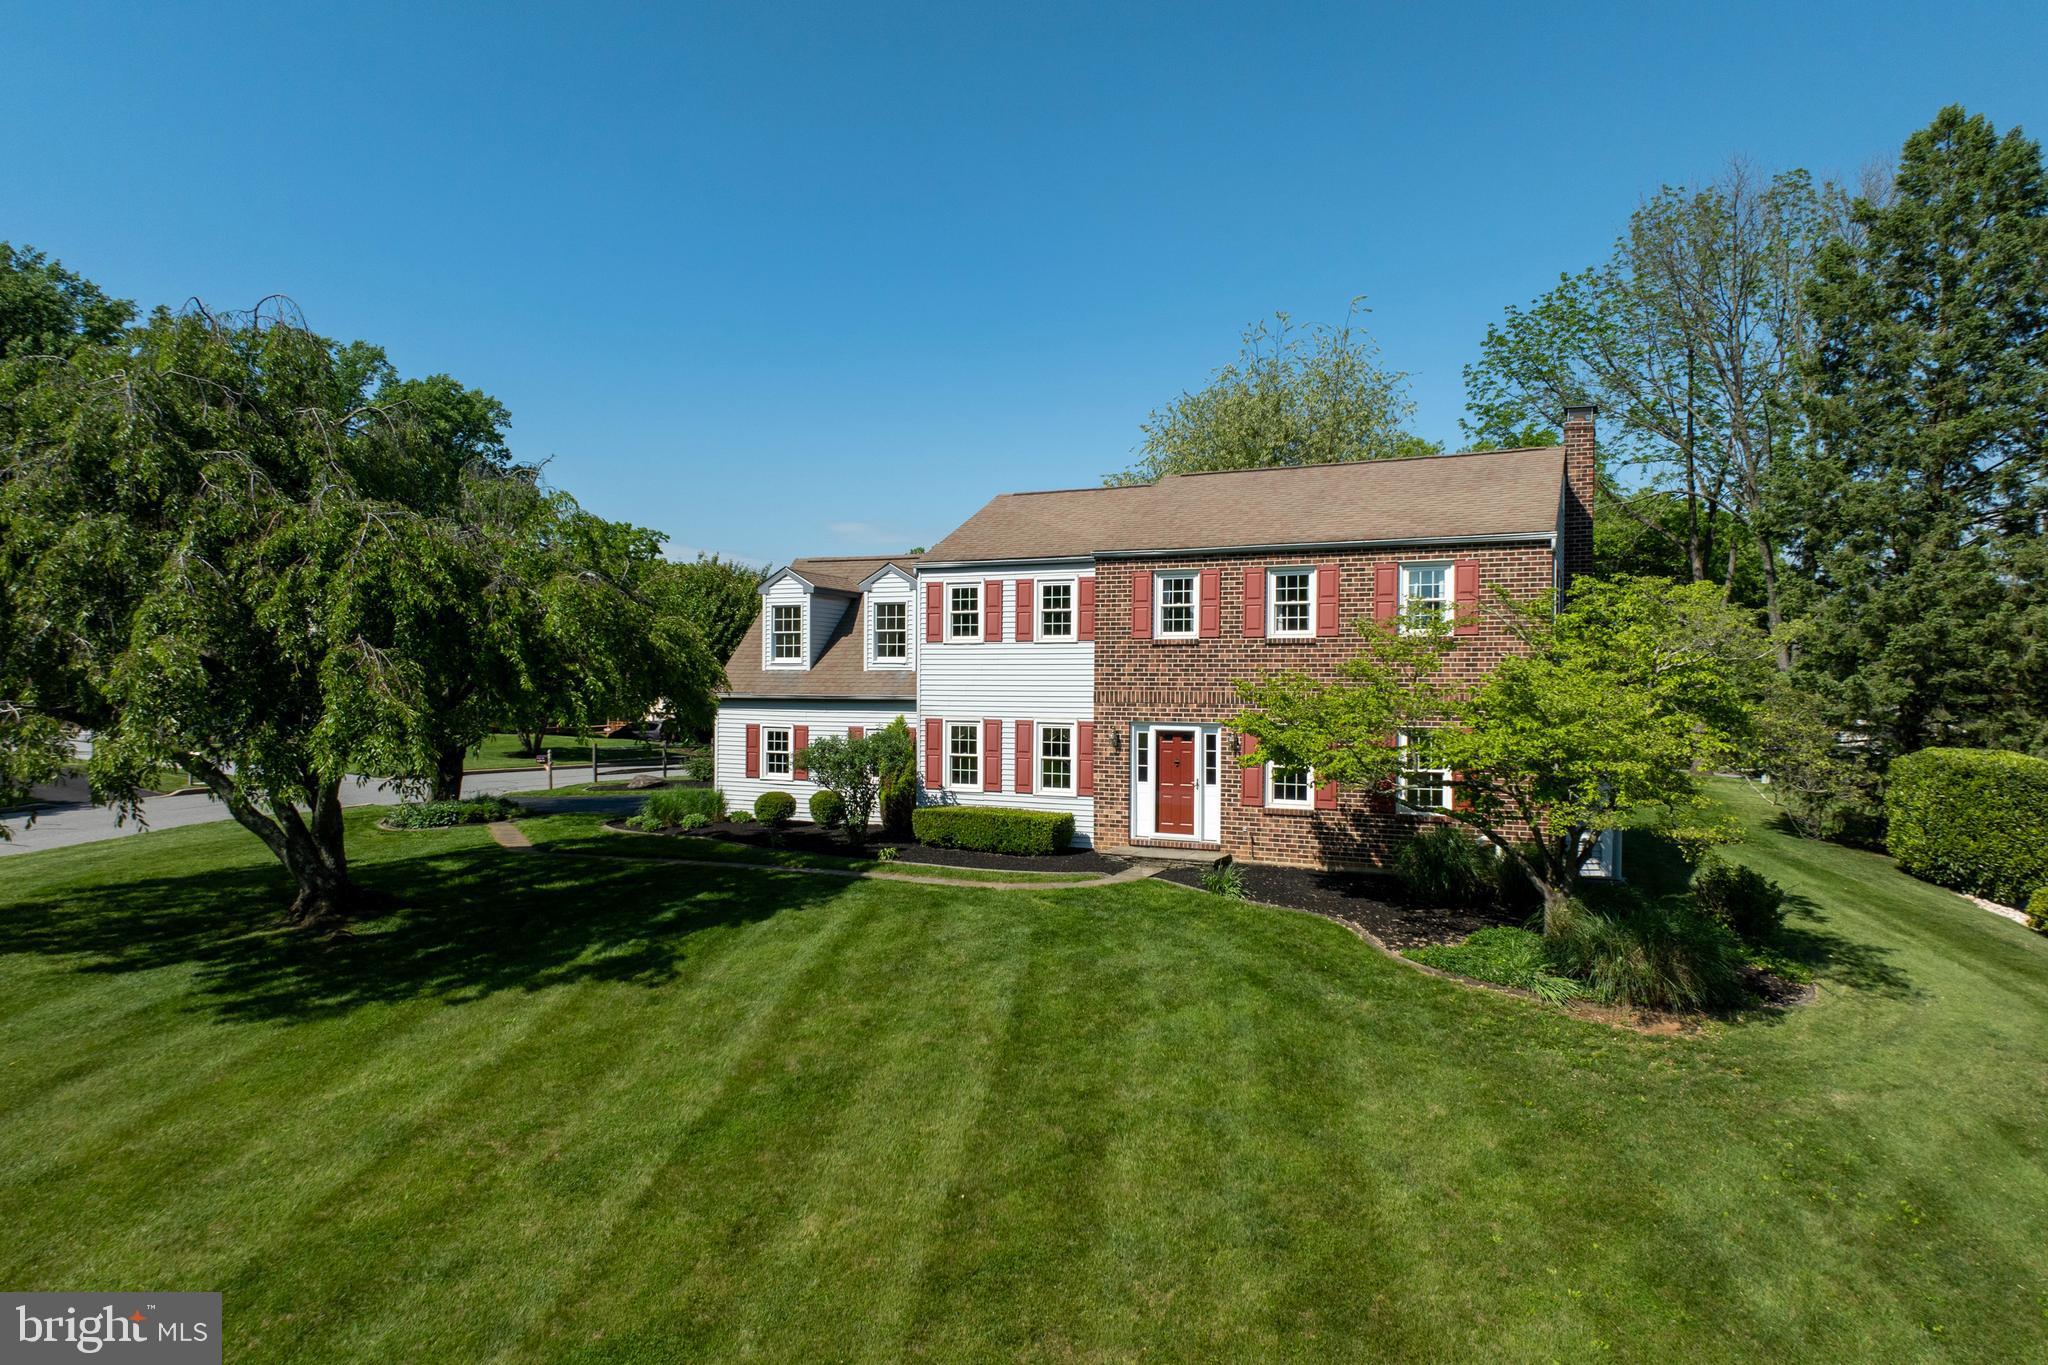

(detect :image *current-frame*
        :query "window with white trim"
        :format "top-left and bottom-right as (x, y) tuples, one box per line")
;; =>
(1155, 573), (1196, 637)
(948, 584), (981, 641)
(1038, 581), (1074, 639)
(1399, 562), (1453, 632)
(1135, 729), (1150, 783)
(763, 726), (792, 777)
(770, 604), (804, 661)
(948, 722), (980, 789)
(872, 600), (908, 661)
(1268, 763), (1312, 808)
(1039, 723), (1074, 794)
(1204, 731), (1219, 786)
(1269, 568), (1312, 636)
(1399, 730), (1452, 811)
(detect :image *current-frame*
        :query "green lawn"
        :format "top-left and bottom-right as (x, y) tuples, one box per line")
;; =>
(2, 784), (2046, 1360)
(463, 731), (696, 772)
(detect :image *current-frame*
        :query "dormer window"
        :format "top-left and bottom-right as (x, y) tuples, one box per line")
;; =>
(770, 603), (804, 662)
(873, 600), (908, 661)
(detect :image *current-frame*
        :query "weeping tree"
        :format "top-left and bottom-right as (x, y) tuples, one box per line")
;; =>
(1230, 577), (1772, 928)
(0, 297), (718, 921)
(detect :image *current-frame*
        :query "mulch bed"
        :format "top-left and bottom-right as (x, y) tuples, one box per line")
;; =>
(634, 819), (1134, 875)
(1154, 861), (1526, 952)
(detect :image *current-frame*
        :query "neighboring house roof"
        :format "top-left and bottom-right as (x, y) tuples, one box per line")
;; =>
(720, 554), (921, 700)
(922, 447), (1567, 564)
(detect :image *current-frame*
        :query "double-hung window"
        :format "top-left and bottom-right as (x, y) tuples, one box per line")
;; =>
(947, 722), (980, 789)
(770, 604), (804, 662)
(1399, 729), (1452, 811)
(948, 584), (981, 641)
(872, 600), (908, 662)
(1268, 763), (1312, 808)
(1038, 723), (1074, 794)
(1399, 563), (1452, 632)
(1269, 568), (1312, 637)
(1156, 573), (1196, 637)
(763, 726), (792, 778)
(1038, 581), (1074, 640)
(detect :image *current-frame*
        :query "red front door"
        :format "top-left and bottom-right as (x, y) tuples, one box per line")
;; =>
(1156, 732), (1196, 835)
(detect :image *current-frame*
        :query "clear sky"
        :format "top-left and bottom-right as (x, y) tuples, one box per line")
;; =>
(6, 2), (2044, 566)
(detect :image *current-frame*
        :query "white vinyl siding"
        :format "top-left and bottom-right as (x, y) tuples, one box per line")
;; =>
(715, 701), (912, 821)
(916, 563), (1096, 845)
(862, 566), (917, 670)
(761, 574), (812, 668)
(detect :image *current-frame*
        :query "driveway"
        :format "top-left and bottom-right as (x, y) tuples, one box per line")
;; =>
(0, 767), (663, 857)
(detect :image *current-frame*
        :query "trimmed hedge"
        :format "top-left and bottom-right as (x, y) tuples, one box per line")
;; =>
(755, 790), (796, 826)
(1886, 748), (2048, 906)
(911, 805), (1075, 856)
(809, 790), (845, 828)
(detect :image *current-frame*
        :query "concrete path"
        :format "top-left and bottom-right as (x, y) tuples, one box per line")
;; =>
(0, 766), (665, 857)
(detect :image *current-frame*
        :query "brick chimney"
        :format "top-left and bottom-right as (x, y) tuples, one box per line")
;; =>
(1561, 404), (1597, 588)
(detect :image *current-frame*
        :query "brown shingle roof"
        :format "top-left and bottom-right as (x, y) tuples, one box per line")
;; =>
(720, 555), (920, 700)
(923, 448), (1565, 563)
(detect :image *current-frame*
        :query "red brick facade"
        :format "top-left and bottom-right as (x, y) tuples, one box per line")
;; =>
(1562, 406), (1596, 586)
(1092, 541), (1559, 870)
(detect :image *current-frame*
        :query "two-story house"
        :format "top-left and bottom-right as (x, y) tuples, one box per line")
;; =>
(714, 407), (1603, 872)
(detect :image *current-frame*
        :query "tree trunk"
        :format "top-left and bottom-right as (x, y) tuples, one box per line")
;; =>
(1754, 527), (1791, 670)
(182, 759), (380, 930)
(430, 745), (466, 801)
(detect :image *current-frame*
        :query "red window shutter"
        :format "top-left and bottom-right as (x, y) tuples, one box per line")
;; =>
(792, 725), (809, 780)
(1075, 722), (1095, 795)
(924, 717), (942, 787)
(985, 579), (1004, 642)
(1077, 578), (1096, 640)
(1374, 563), (1399, 626)
(1015, 579), (1034, 642)
(1454, 772), (1471, 811)
(1198, 569), (1220, 637)
(925, 581), (943, 642)
(745, 724), (760, 778)
(1015, 719), (1033, 793)
(1454, 559), (1480, 637)
(1243, 567), (1265, 637)
(848, 726), (863, 742)
(1131, 571), (1152, 639)
(982, 717), (1001, 791)
(1315, 776), (1338, 810)
(1238, 734), (1263, 807)
(1316, 565), (1340, 636)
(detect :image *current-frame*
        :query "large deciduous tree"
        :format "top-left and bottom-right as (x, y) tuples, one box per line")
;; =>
(1106, 304), (1438, 486)
(1792, 105), (2048, 755)
(1230, 578), (1772, 928)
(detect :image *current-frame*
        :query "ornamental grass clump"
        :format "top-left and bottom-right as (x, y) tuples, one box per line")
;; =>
(641, 786), (724, 829)
(1392, 825), (1497, 906)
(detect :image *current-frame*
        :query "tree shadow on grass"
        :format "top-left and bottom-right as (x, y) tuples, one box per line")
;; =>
(0, 843), (859, 1025)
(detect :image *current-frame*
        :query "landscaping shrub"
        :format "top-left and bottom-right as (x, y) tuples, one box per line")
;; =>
(877, 717), (918, 841)
(1201, 860), (1247, 899)
(1393, 824), (1496, 906)
(683, 753), (714, 783)
(642, 787), (724, 828)
(1692, 857), (1788, 942)
(754, 790), (796, 826)
(2028, 888), (2047, 934)
(1545, 903), (1745, 1012)
(1886, 748), (2048, 906)
(384, 796), (521, 829)
(911, 805), (1074, 855)
(809, 789), (845, 828)
(1408, 927), (1587, 1004)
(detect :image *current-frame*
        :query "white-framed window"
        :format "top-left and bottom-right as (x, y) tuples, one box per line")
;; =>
(1269, 568), (1313, 637)
(1039, 723), (1074, 794)
(1268, 763), (1313, 808)
(948, 722), (980, 789)
(872, 600), (908, 661)
(1204, 731), (1219, 786)
(1399, 562), (1453, 632)
(770, 604), (804, 661)
(1155, 572), (1196, 637)
(1134, 728), (1150, 783)
(948, 583), (981, 642)
(1399, 730), (1453, 812)
(1038, 581), (1075, 640)
(763, 726), (792, 777)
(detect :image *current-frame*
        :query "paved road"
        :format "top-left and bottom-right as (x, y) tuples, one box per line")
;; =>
(0, 766), (663, 857)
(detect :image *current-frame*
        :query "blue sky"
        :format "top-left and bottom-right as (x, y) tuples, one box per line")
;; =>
(7, 2), (2044, 566)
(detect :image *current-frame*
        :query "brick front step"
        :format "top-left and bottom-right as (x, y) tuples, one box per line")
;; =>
(1101, 842), (1227, 866)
